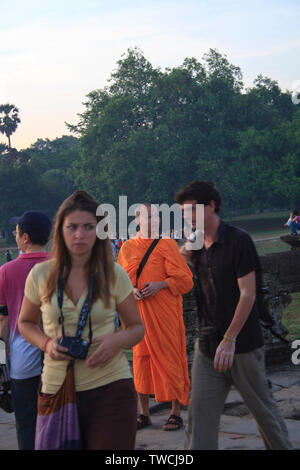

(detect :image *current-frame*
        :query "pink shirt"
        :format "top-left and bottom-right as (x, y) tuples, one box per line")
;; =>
(0, 252), (49, 379)
(0, 252), (49, 334)
(293, 215), (300, 224)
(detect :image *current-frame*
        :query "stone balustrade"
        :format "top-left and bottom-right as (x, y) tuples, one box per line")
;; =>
(182, 234), (300, 367)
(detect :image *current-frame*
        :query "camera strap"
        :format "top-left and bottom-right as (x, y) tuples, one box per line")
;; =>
(57, 275), (95, 345)
(194, 248), (217, 330)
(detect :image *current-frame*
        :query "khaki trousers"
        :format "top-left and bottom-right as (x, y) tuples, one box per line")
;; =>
(184, 342), (293, 450)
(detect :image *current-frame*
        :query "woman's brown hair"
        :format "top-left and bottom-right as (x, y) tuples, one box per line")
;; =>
(43, 190), (115, 307)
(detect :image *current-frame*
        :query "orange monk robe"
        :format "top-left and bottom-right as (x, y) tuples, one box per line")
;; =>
(118, 233), (193, 405)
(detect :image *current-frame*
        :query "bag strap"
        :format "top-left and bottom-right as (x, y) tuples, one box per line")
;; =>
(135, 238), (160, 287)
(58, 275), (95, 345)
(257, 284), (291, 345)
(260, 322), (291, 345)
(194, 249), (217, 329)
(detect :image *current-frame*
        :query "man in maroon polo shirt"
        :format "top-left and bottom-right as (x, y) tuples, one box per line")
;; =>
(0, 211), (51, 450)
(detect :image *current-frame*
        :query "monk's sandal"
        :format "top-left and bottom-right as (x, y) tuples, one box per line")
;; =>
(137, 414), (151, 430)
(163, 414), (183, 431)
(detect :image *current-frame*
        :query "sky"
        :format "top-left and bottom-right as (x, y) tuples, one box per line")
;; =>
(0, 0), (300, 150)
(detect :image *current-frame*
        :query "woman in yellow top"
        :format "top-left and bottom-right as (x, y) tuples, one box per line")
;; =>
(18, 190), (144, 450)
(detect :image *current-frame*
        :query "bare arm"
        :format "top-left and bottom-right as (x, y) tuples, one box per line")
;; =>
(18, 296), (71, 361)
(224, 271), (256, 340)
(86, 292), (144, 369)
(18, 297), (46, 350)
(214, 271), (256, 373)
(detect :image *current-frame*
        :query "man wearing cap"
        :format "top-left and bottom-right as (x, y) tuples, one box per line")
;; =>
(0, 211), (52, 450)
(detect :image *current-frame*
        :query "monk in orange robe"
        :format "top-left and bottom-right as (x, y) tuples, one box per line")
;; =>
(118, 204), (193, 431)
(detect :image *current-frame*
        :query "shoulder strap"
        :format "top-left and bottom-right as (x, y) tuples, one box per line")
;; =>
(136, 238), (160, 286)
(57, 275), (95, 343)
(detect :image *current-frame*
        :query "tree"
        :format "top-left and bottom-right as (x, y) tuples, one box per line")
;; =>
(0, 161), (48, 230)
(67, 48), (298, 215)
(242, 76), (295, 130)
(0, 135), (81, 231)
(0, 143), (8, 156)
(27, 135), (80, 174)
(0, 104), (21, 148)
(26, 135), (81, 206)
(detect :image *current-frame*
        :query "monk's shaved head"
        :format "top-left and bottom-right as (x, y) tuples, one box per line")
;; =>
(135, 203), (160, 238)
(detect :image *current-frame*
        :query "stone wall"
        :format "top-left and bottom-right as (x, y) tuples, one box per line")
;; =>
(182, 235), (300, 367)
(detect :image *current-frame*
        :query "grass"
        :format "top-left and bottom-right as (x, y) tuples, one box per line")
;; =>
(228, 211), (288, 221)
(254, 238), (290, 256)
(226, 212), (288, 237)
(282, 292), (300, 342)
(0, 246), (19, 265)
(229, 213), (299, 339)
(251, 229), (288, 240)
(227, 212), (291, 256)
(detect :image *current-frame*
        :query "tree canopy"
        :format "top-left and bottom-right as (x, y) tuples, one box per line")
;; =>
(0, 104), (21, 148)
(0, 135), (80, 230)
(0, 48), (299, 232)
(67, 48), (299, 215)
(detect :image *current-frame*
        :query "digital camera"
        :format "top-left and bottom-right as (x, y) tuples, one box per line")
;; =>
(60, 336), (89, 360)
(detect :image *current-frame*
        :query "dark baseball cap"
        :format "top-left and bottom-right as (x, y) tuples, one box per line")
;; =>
(17, 211), (52, 246)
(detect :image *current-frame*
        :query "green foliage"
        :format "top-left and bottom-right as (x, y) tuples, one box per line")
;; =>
(68, 47), (299, 214)
(1, 48), (299, 230)
(0, 104), (21, 148)
(0, 162), (47, 228)
(233, 110), (300, 210)
(27, 135), (80, 173)
(0, 135), (81, 231)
